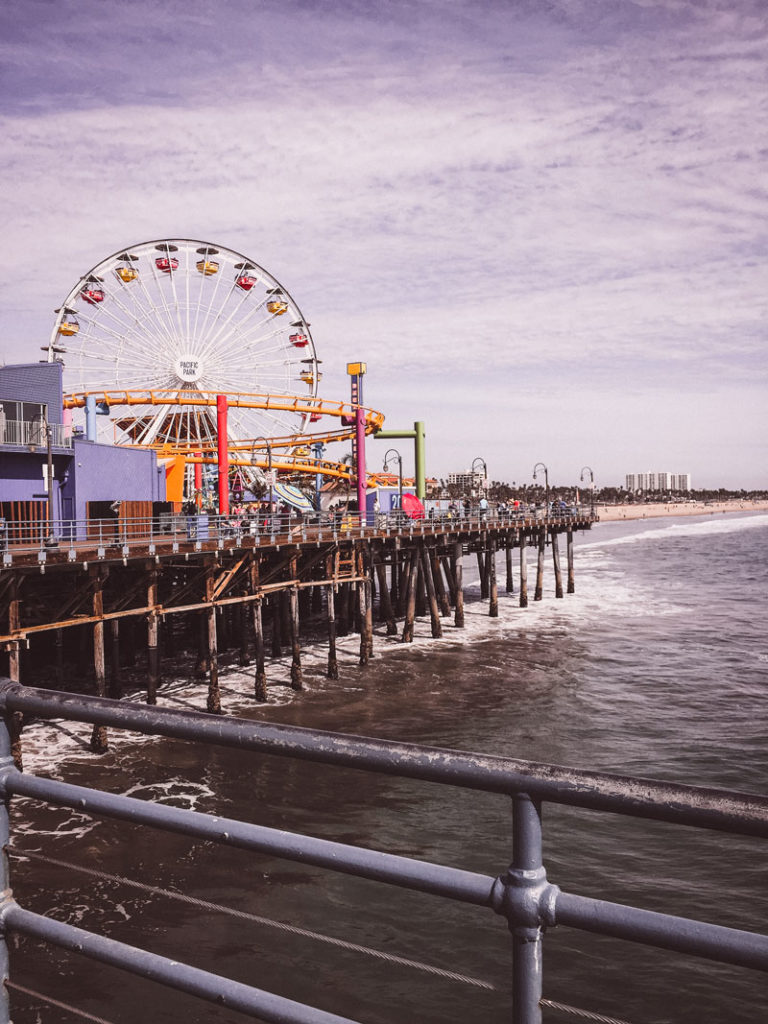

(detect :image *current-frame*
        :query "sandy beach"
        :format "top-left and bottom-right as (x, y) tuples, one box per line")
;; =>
(594, 499), (768, 522)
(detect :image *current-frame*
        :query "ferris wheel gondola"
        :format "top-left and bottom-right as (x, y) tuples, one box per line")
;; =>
(47, 239), (320, 446)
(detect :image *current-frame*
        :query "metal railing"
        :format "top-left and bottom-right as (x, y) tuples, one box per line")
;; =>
(0, 508), (594, 564)
(0, 418), (72, 448)
(0, 680), (766, 1023)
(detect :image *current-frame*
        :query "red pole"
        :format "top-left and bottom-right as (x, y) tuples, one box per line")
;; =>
(216, 395), (229, 515)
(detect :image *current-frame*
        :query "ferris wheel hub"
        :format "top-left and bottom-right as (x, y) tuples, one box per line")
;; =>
(175, 353), (204, 384)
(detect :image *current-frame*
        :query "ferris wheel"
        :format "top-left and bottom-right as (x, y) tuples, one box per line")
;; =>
(47, 239), (321, 448)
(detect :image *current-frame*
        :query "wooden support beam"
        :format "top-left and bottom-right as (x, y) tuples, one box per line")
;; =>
(250, 555), (267, 700)
(289, 557), (302, 690)
(552, 530), (564, 599)
(431, 553), (451, 617)
(402, 551), (419, 643)
(7, 576), (23, 770)
(519, 533), (529, 608)
(90, 567), (108, 753)
(453, 541), (465, 628)
(205, 561), (221, 714)
(109, 619), (122, 699)
(488, 538), (498, 617)
(567, 527), (575, 594)
(505, 540), (515, 594)
(477, 550), (488, 599)
(146, 564), (160, 705)
(374, 558), (397, 635)
(534, 529), (545, 601)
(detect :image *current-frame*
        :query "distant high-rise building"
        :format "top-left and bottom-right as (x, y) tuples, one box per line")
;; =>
(625, 471), (691, 492)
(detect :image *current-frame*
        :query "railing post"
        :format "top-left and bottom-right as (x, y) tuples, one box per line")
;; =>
(513, 794), (544, 1023)
(491, 794), (557, 1024)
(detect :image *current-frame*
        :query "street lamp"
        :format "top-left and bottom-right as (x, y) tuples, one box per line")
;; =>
(580, 466), (595, 516)
(44, 416), (58, 547)
(532, 462), (549, 513)
(251, 436), (274, 508)
(471, 457), (487, 497)
(383, 448), (403, 512)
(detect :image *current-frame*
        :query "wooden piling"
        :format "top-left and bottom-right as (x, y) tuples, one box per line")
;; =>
(109, 620), (122, 699)
(55, 628), (65, 688)
(146, 565), (160, 705)
(421, 544), (443, 638)
(519, 533), (529, 608)
(249, 557), (267, 699)
(477, 550), (488, 599)
(289, 586), (303, 690)
(270, 598), (282, 659)
(552, 530), (564, 598)
(238, 601), (251, 667)
(402, 550), (419, 643)
(453, 540), (465, 627)
(505, 541), (514, 594)
(375, 558), (398, 635)
(90, 568), (108, 753)
(326, 584), (339, 679)
(534, 529), (545, 601)
(205, 562), (221, 714)
(567, 527), (575, 594)
(431, 554), (451, 616)
(488, 538), (498, 617)
(442, 552), (458, 608)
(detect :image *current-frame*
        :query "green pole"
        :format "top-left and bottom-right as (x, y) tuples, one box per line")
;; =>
(373, 422), (426, 500)
(414, 421), (425, 501)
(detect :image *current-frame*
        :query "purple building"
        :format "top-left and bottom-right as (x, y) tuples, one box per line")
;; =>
(1, 361), (165, 536)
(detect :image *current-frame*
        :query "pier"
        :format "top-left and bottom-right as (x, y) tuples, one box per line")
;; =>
(0, 508), (594, 750)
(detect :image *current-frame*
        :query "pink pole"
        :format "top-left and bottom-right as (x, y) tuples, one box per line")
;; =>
(216, 395), (229, 515)
(355, 406), (366, 521)
(194, 453), (202, 508)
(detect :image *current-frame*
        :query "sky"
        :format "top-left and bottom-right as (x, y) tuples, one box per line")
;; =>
(1, 0), (766, 490)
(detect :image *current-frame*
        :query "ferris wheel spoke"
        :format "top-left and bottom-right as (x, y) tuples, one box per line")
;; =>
(193, 282), (260, 359)
(102, 281), (180, 358)
(199, 302), (281, 362)
(76, 304), (173, 368)
(148, 257), (187, 347)
(207, 321), (288, 364)
(105, 270), (178, 344)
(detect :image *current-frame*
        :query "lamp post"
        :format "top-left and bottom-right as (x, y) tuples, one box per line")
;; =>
(44, 417), (57, 547)
(251, 436), (274, 508)
(532, 462), (549, 514)
(471, 457), (487, 500)
(580, 466), (595, 516)
(383, 448), (403, 513)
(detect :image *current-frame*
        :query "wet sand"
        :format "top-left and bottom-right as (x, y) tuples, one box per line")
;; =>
(595, 499), (768, 522)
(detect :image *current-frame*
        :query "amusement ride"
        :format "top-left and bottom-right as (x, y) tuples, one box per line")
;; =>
(46, 239), (385, 508)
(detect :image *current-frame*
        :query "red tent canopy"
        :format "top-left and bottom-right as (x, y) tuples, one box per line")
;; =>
(401, 493), (425, 519)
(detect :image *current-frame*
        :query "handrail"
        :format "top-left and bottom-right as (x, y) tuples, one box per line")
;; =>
(0, 680), (766, 1024)
(0, 508), (596, 565)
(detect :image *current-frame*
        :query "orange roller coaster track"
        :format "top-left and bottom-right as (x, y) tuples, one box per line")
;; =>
(63, 389), (386, 481)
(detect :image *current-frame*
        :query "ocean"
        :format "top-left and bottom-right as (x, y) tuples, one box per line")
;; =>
(7, 512), (768, 1024)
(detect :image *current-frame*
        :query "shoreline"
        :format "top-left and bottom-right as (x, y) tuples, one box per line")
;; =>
(593, 499), (768, 522)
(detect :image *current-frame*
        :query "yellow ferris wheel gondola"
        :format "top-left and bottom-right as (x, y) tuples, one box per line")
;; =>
(266, 288), (288, 315)
(115, 252), (139, 283)
(196, 245), (220, 276)
(55, 306), (80, 337)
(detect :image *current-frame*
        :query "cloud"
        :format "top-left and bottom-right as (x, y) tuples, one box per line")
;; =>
(0, 0), (765, 487)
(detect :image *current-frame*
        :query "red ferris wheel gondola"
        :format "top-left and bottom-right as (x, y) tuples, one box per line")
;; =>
(155, 242), (179, 273)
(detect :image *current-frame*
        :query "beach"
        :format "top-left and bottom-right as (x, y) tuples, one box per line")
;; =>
(594, 499), (768, 521)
